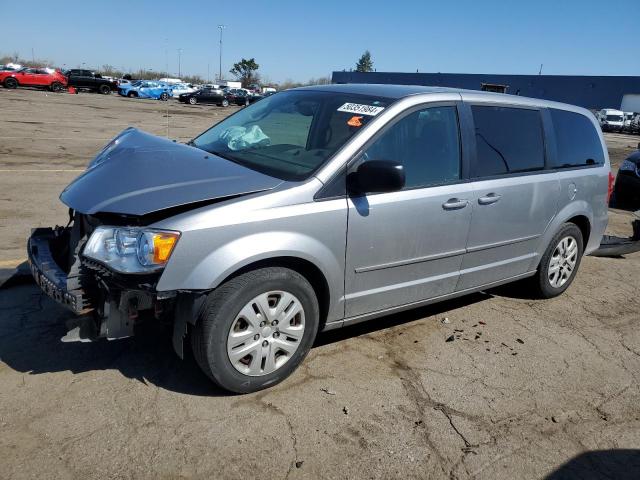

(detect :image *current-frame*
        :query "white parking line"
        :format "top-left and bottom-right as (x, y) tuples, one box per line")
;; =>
(0, 137), (113, 140)
(0, 169), (83, 172)
(0, 259), (25, 268)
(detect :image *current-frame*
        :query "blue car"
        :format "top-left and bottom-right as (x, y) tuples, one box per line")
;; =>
(118, 80), (173, 100)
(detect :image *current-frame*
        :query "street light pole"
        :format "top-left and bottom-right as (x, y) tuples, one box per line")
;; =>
(218, 25), (226, 82)
(177, 48), (183, 78)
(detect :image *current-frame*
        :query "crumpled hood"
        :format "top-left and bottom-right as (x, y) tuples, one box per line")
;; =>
(60, 128), (283, 215)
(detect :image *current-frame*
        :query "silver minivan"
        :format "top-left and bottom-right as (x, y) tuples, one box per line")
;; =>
(28, 84), (612, 392)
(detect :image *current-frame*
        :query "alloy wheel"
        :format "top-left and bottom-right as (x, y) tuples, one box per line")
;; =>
(548, 236), (578, 288)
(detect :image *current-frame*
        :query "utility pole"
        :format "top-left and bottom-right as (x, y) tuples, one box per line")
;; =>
(164, 38), (169, 78)
(218, 25), (226, 82)
(177, 48), (183, 78)
(31, 48), (35, 64)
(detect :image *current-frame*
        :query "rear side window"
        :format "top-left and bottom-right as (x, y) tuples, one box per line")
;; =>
(550, 109), (605, 167)
(471, 106), (545, 177)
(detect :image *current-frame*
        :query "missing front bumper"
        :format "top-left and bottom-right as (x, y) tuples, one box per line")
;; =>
(27, 226), (167, 341)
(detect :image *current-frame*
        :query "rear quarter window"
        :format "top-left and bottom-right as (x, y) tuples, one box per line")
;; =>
(550, 109), (605, 168)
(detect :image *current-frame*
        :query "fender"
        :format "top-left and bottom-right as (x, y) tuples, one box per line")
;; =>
(156, 230), (346, 322)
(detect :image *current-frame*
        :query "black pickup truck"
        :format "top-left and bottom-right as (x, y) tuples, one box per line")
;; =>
(65, 69), (117, 94)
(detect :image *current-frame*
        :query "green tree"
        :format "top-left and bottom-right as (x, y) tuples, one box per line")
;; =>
(229, 58), (260, 87)
(355, 50), (374, 72)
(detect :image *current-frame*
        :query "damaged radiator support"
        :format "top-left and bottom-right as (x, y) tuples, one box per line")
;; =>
(62, 289), (157, 343)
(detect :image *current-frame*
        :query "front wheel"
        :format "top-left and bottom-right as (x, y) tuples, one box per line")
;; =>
(221, 98), (229, 107)
(159, 92), (169, 101)
(532, 223), (584, 298)
(191, 267), (320, 393)
(99, 84), (111, 95)
(188, 96), (197, 105)
(50, 82), (64, 92)
(127, 91), (137, 98)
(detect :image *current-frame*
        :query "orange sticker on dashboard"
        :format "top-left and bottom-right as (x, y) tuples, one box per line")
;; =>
(347, 116), (363, 127)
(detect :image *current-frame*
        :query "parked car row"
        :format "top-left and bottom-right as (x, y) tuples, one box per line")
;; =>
(597, 108), (640, 134)
(0, 65), (275, 104)
(178, 86), (265, 106)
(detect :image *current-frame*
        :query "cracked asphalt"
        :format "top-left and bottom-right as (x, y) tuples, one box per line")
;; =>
(1, 89), (640, 479)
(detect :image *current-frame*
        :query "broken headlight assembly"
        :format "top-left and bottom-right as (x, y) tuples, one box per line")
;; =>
(83, 226), (180, 273)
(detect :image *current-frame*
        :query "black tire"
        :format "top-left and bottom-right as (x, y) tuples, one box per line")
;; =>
(188, 96), (197, 105)
(50, 82), (63, 92)
(221, 98), (229, 107)
(191, 267), (320, 393)
(160, 92), (169, 101)
(4, 77), (18, 89)
(127, 91), (137, 98)
(99, 84), (111, 95)
(531, 223), (584, 299)
(244, 98), (249, 106)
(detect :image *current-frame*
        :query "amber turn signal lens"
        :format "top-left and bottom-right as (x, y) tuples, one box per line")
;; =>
(152, 233), (180, 264)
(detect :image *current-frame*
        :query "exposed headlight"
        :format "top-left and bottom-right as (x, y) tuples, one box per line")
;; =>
(619, 159), (639, 176)
(83, 226), (180, 273)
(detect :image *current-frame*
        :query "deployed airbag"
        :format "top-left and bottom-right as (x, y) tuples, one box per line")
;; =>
(220, 125), (271, 151)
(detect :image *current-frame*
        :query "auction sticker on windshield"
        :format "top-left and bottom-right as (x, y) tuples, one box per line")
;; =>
(337, 103), (385, 116)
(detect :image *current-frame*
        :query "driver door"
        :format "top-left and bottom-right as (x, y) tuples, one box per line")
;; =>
(345, 104), (473, 318)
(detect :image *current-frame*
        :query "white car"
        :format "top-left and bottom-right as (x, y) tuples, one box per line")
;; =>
(597, 108), (624, 132)
(170, 83), (197, 98)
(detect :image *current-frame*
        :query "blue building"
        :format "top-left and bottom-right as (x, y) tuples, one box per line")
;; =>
(331, 71), (640, 111)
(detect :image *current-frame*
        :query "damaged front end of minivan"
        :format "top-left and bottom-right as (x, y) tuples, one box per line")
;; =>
(28, 213), (181, 342)
(27, 127), (282, 352)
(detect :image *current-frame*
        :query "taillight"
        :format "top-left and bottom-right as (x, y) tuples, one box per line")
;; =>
(607, 171), (615, 204)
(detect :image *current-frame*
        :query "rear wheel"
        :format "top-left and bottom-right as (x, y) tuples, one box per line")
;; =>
(99, 84), (111, 95)
(50, 82), (63, 92)
(4, 77), (18, 89)
(531, 223), (584, 298)
(160, 92), (169, 101)
(191, 267), (320, 393)
(244, 98), (250, 106)
(188, 96), (197, 105)
(221, 98), (229, 107)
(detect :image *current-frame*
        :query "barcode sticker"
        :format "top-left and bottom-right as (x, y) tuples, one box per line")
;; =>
(337, 103), (385, 116)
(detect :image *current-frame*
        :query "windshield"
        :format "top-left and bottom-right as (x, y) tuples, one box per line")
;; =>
(606, 115), (623, 122)
(192, 90), (392, 181)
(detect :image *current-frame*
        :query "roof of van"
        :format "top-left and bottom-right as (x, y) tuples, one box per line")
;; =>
(295, 83), (591, 112)
(295, 83), (465, 98)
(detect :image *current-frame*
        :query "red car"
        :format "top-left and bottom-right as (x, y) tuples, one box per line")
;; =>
(0, 67), (67, 92)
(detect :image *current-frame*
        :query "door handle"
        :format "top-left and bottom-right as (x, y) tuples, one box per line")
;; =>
(442, 198), (469, 210)
(478, 193), (502, 205)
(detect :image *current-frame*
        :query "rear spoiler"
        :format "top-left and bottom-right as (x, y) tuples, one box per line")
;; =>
(591, 212), (640, 257)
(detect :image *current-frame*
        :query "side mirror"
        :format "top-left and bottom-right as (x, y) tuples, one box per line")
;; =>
(348, 160), (405, 194)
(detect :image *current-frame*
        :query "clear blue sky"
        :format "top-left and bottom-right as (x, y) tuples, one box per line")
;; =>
(3, 0), (639, 83)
